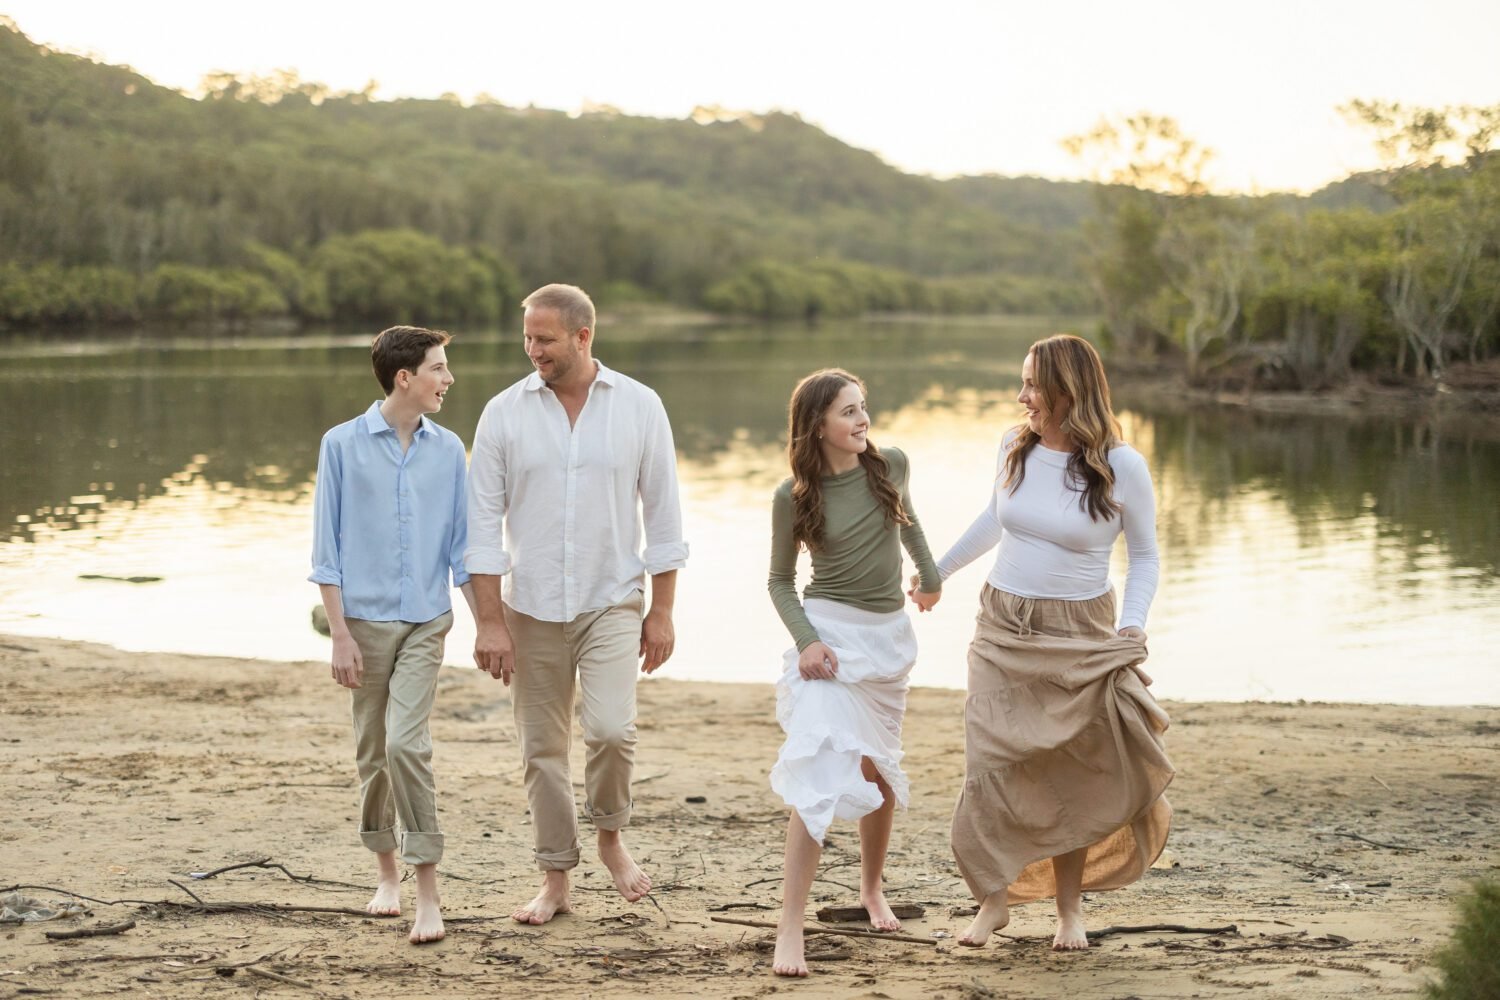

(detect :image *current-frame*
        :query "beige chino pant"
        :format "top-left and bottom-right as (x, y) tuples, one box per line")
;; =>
(504, 593), (644, 871)
(346, 611), (453, 866)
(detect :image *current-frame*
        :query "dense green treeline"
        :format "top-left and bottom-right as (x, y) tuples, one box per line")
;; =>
(0, 21), (1093, 329)
(1068, 109), (1500, 384)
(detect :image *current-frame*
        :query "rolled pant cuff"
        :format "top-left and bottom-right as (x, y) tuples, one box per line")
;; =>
(361, 827), (399, 855)
(585, 801), (632, 831)
(401, 832), (445, 866)
(533, 845), (581, 872)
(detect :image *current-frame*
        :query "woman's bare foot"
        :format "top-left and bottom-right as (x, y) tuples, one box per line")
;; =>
(861, 889), (902, 932)
(512, 870), (572, 924)
(772, 922), (809, 977)
(958, 890), (1009, 946)
(366, 851), (401, 916)
(598, 830), (651, 902)
(1053, 907), (1089, 950)
(409, 863), (444, 944)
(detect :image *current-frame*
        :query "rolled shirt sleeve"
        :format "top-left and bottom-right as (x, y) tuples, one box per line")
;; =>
(638, 393), (689, 575)
(308, 432), (344, 587)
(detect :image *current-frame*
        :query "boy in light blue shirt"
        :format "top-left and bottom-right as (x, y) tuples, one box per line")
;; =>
(309, 325), (474, 944)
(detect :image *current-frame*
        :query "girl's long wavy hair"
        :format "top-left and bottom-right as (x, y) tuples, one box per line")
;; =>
(787, 368), (910, 552)
(1001, 334), (1124, 521)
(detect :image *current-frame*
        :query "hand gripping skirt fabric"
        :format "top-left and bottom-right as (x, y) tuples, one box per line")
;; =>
(951, 585), (1174, 904)
(770, 598), (917, 844)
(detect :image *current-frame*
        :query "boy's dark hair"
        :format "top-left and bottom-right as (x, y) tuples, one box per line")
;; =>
(371, 326), (452, 394)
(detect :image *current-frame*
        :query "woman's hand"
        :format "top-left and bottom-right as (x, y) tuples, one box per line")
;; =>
(798, 641), (838, 681)
(1117, 626), (1147, 642)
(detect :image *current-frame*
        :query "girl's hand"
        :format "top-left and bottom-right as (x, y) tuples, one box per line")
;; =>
(798, 641), (838, 681)
(910, 589), (941, 612)
(1117, 626), (1147, 642)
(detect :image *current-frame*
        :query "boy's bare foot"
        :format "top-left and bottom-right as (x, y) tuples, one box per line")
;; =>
(772, 922), (809, 977)
(409, 864), (444, 944)
(1053, 909), (1089, 950)
(861, 889), (902, 932)
(366, 851), (401, 916)
(958, 889), (1009, 946)
(598, 831), (651, 902)
(512, 870), (572, 925)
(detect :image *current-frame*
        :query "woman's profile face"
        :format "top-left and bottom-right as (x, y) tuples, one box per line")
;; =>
(1018, 352), (1070, 438)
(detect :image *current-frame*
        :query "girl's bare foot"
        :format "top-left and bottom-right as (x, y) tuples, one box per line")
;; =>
(772, 923), (809, 977)
(861, 889), (902, 932)
(958, 889), (1009, 946)
(512, 870), (572, 924)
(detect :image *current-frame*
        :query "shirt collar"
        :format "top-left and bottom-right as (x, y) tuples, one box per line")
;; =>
(523, 359), (617, 392)
(361, 400), (433, 437)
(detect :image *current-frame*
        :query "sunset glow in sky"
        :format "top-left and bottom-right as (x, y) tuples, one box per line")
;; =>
(5, 0), (1498, 193)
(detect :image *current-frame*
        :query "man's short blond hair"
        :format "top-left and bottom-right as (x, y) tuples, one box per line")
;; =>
(522, 283), (596, 338)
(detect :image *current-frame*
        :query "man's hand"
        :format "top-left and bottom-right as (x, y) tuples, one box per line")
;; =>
(475, 620), (516, 686)
(331, 632), (363, 689)
(797, 641), (838, 681)
(639, 607), (675, 674)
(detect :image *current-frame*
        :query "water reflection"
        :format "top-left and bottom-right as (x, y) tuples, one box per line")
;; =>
(1, 319), (1495, 704)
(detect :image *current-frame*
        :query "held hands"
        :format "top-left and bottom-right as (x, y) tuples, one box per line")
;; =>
(640, 607), (675, 674)
(906, 574), (941, 613)
(798, 641), (838, 681)
(474, 621), (516, 686)
(330, 633), (363, 689)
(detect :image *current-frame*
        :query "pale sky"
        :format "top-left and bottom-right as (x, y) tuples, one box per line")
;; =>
(5, 0), (1498, 193)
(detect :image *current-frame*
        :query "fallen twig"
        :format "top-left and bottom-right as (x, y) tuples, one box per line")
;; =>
(1087, 923), (1237, 940)
(816, 904), (925, 923)
(1326, 832), (1422, 853)
(188, 856), (368, 890)
(710, 914), (939, 946)
(1371, 774), (1393, 793)
(1166, 934), (1353, 953)
(243, 965), (313, 989)
(44, 919), (137, 941)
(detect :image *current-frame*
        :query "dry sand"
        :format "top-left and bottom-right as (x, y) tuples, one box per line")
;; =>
(1, 635), (1495, 998)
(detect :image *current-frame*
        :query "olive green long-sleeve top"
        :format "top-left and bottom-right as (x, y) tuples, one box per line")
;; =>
(768, 447), (942, 651)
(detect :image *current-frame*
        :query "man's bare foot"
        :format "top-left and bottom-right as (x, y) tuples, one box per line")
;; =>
(598, 831), (651, 902)
(958, 889), (1009, 946)
(512, 871), (572, 925)
(861, 889), (901, 932)
(409, 863), (444, 944)
(1053, 909), (1089, 950)
(772, 922), (809, 977)
(366, 851), (401, 916)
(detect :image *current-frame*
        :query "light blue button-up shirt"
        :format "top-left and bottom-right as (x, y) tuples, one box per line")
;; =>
(309, 401), (470, 623)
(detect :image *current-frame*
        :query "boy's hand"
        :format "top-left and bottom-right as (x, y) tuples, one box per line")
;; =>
(475, 622), (516, 686)
(640, 607), (675, 674)
(331, 633), (363, 689)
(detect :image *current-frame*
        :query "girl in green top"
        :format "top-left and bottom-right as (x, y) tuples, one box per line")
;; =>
(766, 369), (941, 978)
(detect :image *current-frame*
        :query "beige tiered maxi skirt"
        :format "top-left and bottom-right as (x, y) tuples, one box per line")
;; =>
(950, 585), (1174, 904)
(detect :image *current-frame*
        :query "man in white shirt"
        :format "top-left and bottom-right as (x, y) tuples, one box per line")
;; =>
(466, 283), (688, 925)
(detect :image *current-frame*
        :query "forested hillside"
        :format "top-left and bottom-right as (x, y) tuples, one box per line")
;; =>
(0, 20), (1095, 328)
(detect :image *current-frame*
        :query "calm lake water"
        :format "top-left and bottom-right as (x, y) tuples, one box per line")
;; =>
(2, 317), (1496, 705)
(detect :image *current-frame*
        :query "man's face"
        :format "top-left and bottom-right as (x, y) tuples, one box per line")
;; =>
(523, 306), (585, 385)
(403, 345), (454, 414)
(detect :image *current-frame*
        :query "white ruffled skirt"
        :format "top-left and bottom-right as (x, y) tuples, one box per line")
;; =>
(769, 598), (917, 843)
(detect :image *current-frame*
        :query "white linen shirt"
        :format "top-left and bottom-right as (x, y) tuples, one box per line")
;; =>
(464, 361), (689, 622)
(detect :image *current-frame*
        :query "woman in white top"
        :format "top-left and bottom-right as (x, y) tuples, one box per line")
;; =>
(929, 334), (1174, 951)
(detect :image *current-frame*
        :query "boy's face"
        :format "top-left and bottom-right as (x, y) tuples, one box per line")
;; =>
(398, 345), (454, 414)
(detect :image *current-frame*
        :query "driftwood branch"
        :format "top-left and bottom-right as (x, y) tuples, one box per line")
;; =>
(1166, 934), (1353, 953)
(816, 904), (926, 923)
(710, 914), (939, 946)
(44, 919), (137, 940)
(189, 856), (369, 890)
(1088, 923), (1238, 940)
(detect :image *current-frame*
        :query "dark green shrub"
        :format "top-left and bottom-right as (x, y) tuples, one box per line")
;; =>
(1427, 879), (1500, 1000)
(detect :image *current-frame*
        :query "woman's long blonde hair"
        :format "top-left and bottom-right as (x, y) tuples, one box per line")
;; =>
(1001, 334), (1124, 521)
(786, 369), (909, 551)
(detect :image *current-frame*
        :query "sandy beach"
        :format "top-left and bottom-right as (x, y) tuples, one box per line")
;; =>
(1, 634), (1495, 998)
